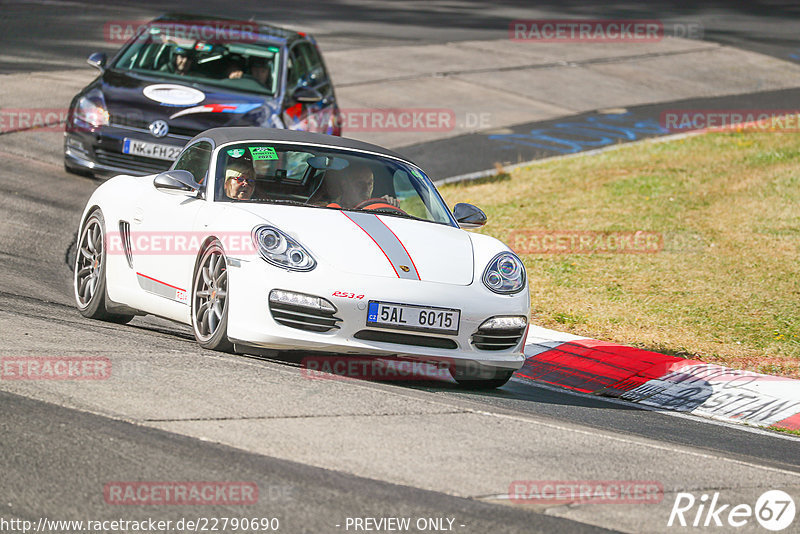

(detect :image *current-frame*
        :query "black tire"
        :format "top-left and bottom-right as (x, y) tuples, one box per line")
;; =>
(191, 241), (233, 352)
(450, 364), (515, 389)
(73, 210), (135, 324)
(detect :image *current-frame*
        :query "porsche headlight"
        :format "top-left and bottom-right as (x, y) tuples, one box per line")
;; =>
(73, 90), (109, 128)
(252, 226), (316, 271)
(483, 252), (526, 294)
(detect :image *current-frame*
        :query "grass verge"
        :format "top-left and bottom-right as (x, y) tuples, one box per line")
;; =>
(440, 132), (800, 378)
(768, 426), (800, 437)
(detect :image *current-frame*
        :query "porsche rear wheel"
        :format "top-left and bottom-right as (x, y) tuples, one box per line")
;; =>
(191, 241), (233, 352)
(73, 210), (134, 324)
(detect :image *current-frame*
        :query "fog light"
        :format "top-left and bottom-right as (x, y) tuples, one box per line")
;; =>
(66, 136), (85, 151)
(478, 316), (527, 331)
(269, 289), (336, 313)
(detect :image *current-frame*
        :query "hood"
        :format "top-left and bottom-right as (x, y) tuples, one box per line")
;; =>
(98, 70), (279, 136)
(230, 204), (474, 285)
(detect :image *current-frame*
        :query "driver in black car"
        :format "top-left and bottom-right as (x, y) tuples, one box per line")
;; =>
(162, 46), (194, 76)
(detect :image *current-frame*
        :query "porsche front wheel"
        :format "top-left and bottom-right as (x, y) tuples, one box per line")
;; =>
(191, 241), (233, 352)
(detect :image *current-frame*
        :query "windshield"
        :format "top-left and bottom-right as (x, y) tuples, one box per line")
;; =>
(214, 142), (456, 226)
(112, 24), (281, 96)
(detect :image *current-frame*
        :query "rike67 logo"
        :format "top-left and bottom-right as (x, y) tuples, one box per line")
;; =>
(668, 490), (795, 531)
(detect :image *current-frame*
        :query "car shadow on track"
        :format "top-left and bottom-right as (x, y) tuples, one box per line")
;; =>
(238, 348), (646, 411)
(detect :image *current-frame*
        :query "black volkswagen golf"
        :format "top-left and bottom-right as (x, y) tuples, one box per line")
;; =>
(64, 14), (341, 177)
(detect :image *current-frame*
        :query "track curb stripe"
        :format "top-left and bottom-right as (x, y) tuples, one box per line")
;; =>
(520, 331), (800, 430)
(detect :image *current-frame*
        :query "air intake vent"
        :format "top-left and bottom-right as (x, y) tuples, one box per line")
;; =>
(269, 290), (341, 333)
(471, 316), (527, 351)
(354, 330), (457, 349)
(95, 149), (172, 174)
(118, 221), (133, 268)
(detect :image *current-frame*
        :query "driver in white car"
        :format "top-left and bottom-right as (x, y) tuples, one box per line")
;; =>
(312, 163), (398, 209)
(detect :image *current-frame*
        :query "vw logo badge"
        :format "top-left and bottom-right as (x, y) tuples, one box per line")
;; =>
(148, 120), (169, 138)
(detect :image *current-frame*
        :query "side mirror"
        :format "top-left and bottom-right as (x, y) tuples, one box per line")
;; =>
(87, 52), (107, 71)
(154, 170), (201, 195)
(291, 86), (323, 104)
(453, 203), (487, 229)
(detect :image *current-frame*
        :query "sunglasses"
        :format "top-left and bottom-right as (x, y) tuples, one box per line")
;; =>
(228, 175), (255, 185)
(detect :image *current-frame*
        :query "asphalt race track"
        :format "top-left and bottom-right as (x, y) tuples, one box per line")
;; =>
(1, 2), (799, 533)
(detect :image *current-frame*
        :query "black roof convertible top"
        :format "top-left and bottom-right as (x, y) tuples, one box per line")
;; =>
(192, 127), (414, 164)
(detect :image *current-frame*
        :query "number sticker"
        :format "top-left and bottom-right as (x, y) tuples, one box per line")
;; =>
(249, 146), (278, 160)
(332, 291), (365, 300)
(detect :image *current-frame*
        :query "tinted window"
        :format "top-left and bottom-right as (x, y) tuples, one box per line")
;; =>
(297, 42), (327, 86)
(287, 44), (311, 90)
(111, 25), (281, 96)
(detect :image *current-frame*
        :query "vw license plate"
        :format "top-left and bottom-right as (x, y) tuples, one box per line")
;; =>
(122, 138), (182, 161)
(367, 301), (460, 335)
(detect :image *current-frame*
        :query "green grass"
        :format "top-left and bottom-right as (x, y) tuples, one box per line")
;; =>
(768, 426), (800, 437)
(440, 132), (800, 378)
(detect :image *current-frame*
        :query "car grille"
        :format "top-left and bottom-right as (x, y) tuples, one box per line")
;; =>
(471, 325), (526, 351)
(354, 330), (457, 349)
(269, 302), (341, 333)
(110, 115), (200, 138)
(95, 149), (172, 174)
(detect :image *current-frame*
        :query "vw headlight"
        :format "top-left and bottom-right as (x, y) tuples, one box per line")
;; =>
(73, 90), (109, 128)
(253, 226), (316, 271)
(483, 252), (526, 294)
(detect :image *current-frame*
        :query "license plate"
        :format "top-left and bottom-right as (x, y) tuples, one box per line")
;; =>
(122, 138), (182, 161)
(366, 301), (460, 335)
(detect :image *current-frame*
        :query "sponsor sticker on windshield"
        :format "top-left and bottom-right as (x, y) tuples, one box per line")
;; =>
(411, 168), (424, 179)
(249, 146), (278, 160)
(227, 149), (246, 158)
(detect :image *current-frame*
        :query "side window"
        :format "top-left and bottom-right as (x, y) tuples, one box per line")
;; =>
(173, 141), (212, 184)
(302, 43), (328, 87)
(287, 46), (310, 90)
(288, 41), (330, 90)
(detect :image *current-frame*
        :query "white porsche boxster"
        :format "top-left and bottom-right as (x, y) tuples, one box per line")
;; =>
(74, 128), (530, 387)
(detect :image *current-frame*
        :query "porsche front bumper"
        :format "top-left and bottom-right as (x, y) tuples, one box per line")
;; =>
(225, 255), (530, 370)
